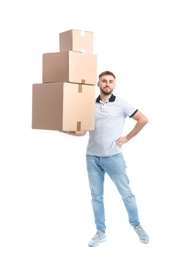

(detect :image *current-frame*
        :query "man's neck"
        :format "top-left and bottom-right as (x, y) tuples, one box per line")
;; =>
(100, 93), (112, 102)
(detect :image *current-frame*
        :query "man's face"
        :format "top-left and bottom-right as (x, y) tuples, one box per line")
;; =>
(97, 75), (116, 95)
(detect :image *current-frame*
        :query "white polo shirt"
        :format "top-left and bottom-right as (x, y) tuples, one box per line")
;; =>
(86, 94), (138, 156)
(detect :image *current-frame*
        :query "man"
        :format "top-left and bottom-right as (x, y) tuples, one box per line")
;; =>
(63, 71), (149, 246)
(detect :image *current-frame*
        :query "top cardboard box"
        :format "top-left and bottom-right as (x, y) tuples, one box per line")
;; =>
(59, 29), (93, 54)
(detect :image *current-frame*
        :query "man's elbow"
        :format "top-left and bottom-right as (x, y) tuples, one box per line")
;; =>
(143, 117), (148, 126)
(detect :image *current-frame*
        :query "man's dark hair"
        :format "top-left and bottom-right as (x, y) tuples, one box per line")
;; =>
(98, 71), (116, 79)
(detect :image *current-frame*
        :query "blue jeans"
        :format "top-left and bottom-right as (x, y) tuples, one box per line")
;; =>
(86, 153), (140, 231)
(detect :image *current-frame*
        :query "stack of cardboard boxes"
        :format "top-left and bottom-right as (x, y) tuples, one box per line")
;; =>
(32, 29), (97, 131)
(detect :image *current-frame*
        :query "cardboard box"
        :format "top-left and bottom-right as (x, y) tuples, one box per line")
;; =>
(42, 51), (97, 85)
(32, 82), (95, 131)
(59, 29), (93, 54)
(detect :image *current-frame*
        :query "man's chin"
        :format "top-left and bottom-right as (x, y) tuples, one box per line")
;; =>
(101, 90), (112, 95)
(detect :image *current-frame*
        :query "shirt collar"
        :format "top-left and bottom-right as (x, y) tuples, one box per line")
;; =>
(96, 94), (116, 103)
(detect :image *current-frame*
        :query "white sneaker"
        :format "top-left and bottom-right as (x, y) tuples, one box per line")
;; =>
(134, 225), (149, 244)
(88, 230), (106, 247)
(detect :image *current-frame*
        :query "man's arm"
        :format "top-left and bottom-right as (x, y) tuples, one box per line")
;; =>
(126, 111), (148, 141)
(115, 111), (148, 146)
(60, 130), (87, 136)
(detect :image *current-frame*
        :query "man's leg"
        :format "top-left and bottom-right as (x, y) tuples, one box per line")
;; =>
(86, 155), (106, 231)
(104, 153), (139, 226)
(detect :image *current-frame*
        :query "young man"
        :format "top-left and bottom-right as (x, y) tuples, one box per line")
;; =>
(63, 71), (149, 246)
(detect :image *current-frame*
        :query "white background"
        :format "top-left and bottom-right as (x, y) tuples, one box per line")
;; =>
(0, 0), (186, 259)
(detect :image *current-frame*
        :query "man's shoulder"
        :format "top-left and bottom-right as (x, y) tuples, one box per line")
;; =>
(114, 96), (128, 104)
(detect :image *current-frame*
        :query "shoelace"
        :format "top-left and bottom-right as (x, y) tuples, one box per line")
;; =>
(135, 226), (146, 237)
(93, 231), (103, 239)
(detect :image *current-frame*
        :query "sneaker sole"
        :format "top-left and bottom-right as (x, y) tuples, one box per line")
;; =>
(140, 240), (149, 244)
(88, 238), (106, 247)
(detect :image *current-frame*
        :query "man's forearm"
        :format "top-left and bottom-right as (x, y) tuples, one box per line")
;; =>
(126, 119), (148, 141)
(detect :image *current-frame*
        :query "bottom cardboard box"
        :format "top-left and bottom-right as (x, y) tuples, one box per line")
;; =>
(32, 82), (95, 131)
